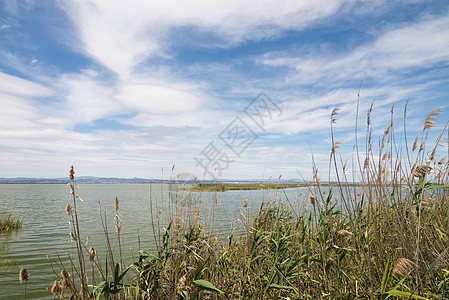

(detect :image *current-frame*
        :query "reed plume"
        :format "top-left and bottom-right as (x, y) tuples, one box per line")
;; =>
(412, 134), (419, 151)
(19, 268), (29, 283)
(115, 196), (119, 212)
(19, 268), (29, 300)
(51, 280), (63, 295)
(61, 269), (71, 288)
(69, 165), (75, 180)
(309, 195), (317, 207)
(423, 107), (442, 130)
(412, 165), (432, 178)
(337, 229), (353, 238)
(89, 246), (96, 263)
(65, 203), (72, 215)
(393, 258), (416, 278)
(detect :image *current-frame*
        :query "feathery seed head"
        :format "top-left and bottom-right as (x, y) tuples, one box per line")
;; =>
(331, 141), (342, 154)
(331, 107), (341, 123)
(385, 123), (392, 135)
(424, 107), (442, 130)
(69, 165), (75, 180)
(19, 268), (29, 283)
(51, 280), (63, 295)
(364, 157), (369, 170)
(65, 203), (72, 215)
(412, 134), (419, 151)
(393, 258), (416, 278)
(194, 207), (200, 222)
(412, 165), (432, 178)
(61, 269), (71, 288)
(309, 195), (317, 207)
(61, 269), (69, 280)
(337, 229), (353, 238)
(89, 246), (96, 263)
(177, 275), (186, 291)
(422, 198), (434, 206)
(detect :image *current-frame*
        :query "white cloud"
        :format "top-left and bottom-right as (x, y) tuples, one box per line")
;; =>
(117, 82), (203, 114)
(62, 0), (356, 76)
(47, 71), (224, 128)
(260, 11), (449, 84)
(0, 94), (40, 129)
(0, 71), (53, 98)
(55, 73), (122, 124)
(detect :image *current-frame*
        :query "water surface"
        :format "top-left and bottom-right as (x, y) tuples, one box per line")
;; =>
(0, 183), (309, 299)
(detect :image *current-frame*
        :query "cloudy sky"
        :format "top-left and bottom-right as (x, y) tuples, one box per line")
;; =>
(1, 0), (448, 180)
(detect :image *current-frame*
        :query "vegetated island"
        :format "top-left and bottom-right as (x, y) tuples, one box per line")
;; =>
(179, 182), (375, 192)
(0, 216), (22, 232)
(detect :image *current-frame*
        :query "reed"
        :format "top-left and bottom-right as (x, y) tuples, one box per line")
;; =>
(18, 99), (449, 299)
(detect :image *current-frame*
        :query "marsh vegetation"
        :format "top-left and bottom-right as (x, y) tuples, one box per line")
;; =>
(16, 102), (449, 299)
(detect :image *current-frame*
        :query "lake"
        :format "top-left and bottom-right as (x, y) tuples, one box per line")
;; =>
(0, 183), (310, 299)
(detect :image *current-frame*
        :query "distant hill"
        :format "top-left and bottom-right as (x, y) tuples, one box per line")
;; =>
(0, 176), (307, 184)
(0, 176), (153, 184)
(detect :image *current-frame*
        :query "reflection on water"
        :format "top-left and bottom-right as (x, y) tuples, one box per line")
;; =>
(0, 183), (310, 299)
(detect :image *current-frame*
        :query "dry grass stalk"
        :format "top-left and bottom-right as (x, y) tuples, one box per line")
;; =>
(393, 258), (416, 278)
(194, 207), (200, 222)
(114, 196), (119, 212)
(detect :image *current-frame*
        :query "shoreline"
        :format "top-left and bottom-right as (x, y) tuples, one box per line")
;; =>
(178, 182), (396, 192)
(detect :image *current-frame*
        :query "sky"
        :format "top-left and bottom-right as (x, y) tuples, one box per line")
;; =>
(1, 0), (449, 180)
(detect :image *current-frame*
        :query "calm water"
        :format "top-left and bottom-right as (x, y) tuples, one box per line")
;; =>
(0, 183), (309, 299)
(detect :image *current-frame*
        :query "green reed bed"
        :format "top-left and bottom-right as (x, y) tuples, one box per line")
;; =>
(19, 101), (449, 299)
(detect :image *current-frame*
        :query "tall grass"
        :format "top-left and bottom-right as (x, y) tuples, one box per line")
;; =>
(25, 101), (449, 299)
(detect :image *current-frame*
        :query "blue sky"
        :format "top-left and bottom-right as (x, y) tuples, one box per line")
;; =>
(1, 0), (448, 180)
